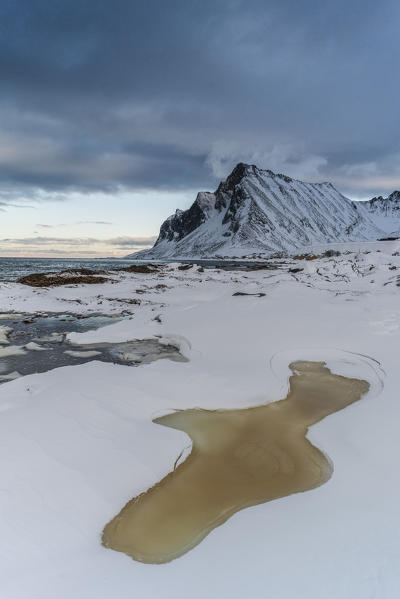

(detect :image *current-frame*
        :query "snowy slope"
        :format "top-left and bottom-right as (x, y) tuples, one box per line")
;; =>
(1, 247), (400, 598)
(364, 190), (400, 236)
(130, 163), (385, 259)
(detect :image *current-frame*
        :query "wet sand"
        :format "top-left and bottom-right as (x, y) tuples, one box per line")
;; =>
(102, 361), (369, 564)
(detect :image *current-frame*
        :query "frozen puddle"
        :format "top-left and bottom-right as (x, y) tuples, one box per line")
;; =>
(0, 314), (185, 382)
(102, 361), (369, 564)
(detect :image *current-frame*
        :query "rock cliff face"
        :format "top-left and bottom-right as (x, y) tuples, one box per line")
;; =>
(129, 163), (393, 259)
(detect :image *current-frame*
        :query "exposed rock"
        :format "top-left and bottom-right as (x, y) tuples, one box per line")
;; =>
(292, 254), (319, 261)
(232, 292), (266, 297)
(18, 264), (164, 287)
(19, 269), (110, 287)
(121, 264), (160, 274)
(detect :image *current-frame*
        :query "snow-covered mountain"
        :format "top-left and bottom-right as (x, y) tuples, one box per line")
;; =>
(129, 163), (392, 259)
(364, 191), (400, 237)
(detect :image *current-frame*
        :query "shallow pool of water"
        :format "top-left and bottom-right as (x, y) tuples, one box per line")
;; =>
(102, 361), (369, 564)
(0, 313), (185, 382)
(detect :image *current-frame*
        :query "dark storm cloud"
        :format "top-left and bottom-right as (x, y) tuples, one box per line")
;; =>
(0, 0), (399, 200)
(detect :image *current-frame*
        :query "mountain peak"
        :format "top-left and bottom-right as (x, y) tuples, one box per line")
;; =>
(221, 162), (255, 190)
(129, 163), (386, 259)
(368, 190), (400, 204)
(223, 163), (295, 187)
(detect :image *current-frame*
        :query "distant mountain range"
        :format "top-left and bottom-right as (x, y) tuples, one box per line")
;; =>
(128, 163), (400, 259)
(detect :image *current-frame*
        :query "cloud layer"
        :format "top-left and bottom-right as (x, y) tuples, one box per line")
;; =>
(0, 235), (157, 257)
(0, 0), (399, 205)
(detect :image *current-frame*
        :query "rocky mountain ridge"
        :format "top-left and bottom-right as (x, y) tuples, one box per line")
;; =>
(129, 163), (398, 258)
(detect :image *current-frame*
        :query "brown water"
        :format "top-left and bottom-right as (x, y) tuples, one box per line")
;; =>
(102, 361), (369, 564)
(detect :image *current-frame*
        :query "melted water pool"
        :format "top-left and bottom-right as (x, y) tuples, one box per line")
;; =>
(0, 314), (185, 382)
(102, 361), (369, 564)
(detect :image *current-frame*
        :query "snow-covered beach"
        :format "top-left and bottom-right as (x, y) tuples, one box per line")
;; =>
(0, 242), (399, 598)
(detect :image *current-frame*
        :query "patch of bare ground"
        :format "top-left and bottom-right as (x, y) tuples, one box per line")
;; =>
(120, 264), (161, 274)
(18, 264), (163, 287)
(18, 270), (111, 287)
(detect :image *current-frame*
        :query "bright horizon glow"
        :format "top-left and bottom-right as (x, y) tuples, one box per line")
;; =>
(0, 188), (197, 257)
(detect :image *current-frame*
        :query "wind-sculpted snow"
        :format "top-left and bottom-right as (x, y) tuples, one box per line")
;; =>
(130, 163), (388, 259)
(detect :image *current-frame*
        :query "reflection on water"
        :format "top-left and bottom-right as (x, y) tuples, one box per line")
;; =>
(102, 361), (369, 564)
(0, 314), (185, 382)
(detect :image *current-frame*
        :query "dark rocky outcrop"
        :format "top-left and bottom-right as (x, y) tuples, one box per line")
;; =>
(18, 270), (110, 287)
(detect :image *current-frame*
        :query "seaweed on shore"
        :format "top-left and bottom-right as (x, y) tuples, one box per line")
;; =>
(18, 269), (110, 287)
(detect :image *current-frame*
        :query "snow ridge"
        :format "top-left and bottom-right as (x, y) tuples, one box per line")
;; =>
(364, 190), (400, 236)
(129, 163), (394, 259)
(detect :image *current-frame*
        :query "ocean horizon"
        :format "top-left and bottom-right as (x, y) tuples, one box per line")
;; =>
(0, 256), (138, 282)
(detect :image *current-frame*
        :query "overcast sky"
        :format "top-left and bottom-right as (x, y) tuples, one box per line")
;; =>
(1, 0), (400, 256)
